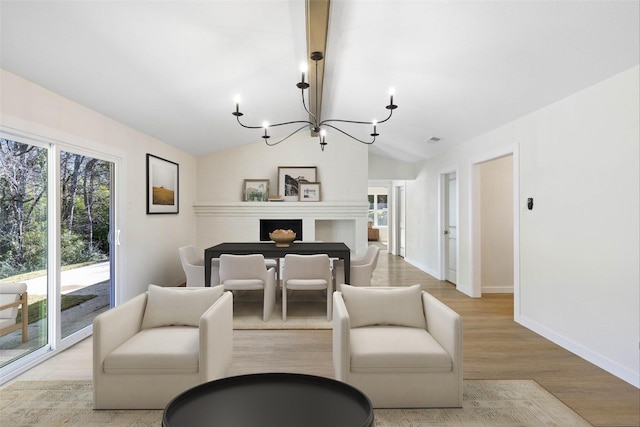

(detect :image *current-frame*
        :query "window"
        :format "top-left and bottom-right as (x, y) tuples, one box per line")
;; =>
(368, 191), (388, 228)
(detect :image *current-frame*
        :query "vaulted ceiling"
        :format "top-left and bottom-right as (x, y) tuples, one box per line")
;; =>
(1, 1), (638, 162)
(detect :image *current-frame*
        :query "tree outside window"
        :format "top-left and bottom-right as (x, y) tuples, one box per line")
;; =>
(368, 192), (388, 227)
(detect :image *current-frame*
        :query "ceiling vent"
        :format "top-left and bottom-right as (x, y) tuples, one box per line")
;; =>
(427, 137), (442, 143)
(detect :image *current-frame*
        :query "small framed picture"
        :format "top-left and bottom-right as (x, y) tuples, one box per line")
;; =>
(299, 182), (321, 202)
(278, 166), (317, 201)
(243, 179), (269, 202)
(146, 154), (179, 214)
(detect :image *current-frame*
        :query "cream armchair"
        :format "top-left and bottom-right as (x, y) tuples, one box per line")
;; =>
(333, 285), (463, 408)
(93, 285), (233, 409)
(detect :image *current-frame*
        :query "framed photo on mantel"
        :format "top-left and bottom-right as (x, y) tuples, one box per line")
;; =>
(299, 182), (321, 202)
(243, 179), (269, 202)
(278, 166), (317, 202)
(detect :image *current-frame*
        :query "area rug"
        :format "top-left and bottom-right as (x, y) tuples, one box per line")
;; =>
(0, 379), (591, 426)
(232, 289), (332, 330)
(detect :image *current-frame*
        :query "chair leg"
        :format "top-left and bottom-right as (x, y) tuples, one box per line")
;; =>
(282, 283), (287, 321)
(21, 293), (28, 343)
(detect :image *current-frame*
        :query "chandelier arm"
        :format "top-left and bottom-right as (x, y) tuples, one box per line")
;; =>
(236, 115), (314, 129)
(322, 124), (376, 145)
(319, 106), (394, 127)
(264, 124), (311, 146)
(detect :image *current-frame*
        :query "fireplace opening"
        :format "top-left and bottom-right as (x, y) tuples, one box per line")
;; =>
(260, 219), (303, 241)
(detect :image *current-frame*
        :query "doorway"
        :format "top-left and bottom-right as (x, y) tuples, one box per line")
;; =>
(478, 155), (514, 293)
(470, 146), (520, 303)
(396, 185), (406, 257)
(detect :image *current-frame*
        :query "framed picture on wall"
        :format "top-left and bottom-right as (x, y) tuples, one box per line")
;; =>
(243, 179), (269, 201)
(278, 166), (317, 201)
(299, 182), (321, 202)
(146, 154), (179, 214)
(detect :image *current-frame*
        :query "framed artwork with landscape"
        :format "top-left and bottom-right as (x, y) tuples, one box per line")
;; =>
(278, 166), (317, 201)
(243, 179), (269, 201)
(146, 154), (179, 214)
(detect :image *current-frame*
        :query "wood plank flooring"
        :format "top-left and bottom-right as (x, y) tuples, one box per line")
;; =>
(3, 247), (639, 426)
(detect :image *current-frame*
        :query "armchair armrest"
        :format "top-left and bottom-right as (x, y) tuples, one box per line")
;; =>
(93, 293), (147, 373)
(332, 291), (350, 381)
(199, 291), (233, 380)
(422, 292), (463, 372)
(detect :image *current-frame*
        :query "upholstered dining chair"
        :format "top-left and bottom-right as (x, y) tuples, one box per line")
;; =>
(333, 244), (380, 290)
(281, 254), (332, 321)
(0, 282), (28, 342)
(179, 245), (220, 287)
(219, 254), (277, 321)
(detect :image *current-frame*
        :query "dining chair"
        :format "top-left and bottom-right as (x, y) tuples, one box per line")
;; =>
(333, 244), (380, 290)
(219, 254), (277, 321)
(281, 254), (332, 321)
(179, 245), (220, 287)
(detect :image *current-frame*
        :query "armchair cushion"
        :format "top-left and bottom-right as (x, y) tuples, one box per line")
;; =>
(340, 284), (426, 329)
(350, 326), (452, 373)
(141, 284), (224, 329)
(104, 327), (199, 375)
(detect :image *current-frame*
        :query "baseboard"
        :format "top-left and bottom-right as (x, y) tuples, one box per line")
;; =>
(403, 257), (440, 280)
(482, 286), (514, 294)
(517, 314), (640, 388)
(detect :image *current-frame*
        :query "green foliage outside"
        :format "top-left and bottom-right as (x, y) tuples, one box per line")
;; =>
(0, 139), (110, 279)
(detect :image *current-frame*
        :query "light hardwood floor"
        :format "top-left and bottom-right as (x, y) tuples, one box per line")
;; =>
(3, 248), (639, 426)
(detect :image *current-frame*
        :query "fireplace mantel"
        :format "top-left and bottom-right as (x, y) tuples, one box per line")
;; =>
(193, 201), (367, 217)
(193, 201), (369, 254)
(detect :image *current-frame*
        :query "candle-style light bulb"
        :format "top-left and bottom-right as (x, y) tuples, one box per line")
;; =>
(262, 121), (269, 138)
(234, 95), (241, 113)
(300, 62), (308, 83)
(389, 88), (395, 106)
(372, 120), (377, 134)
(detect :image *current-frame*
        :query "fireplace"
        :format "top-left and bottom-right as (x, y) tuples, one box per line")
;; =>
(260, 219), (303, 241)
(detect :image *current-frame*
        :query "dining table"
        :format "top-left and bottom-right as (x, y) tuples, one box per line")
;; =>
(204, 242), (351, 286)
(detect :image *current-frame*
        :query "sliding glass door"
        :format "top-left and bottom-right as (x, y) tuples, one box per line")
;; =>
(0, 137), (116, 377)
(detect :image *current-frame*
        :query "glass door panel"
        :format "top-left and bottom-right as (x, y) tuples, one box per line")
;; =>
(0, 139), (49, 366)
(59, 151), (112, 340)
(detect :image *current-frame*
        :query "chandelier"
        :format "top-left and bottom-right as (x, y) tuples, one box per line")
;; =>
(232, 51), (397, 151)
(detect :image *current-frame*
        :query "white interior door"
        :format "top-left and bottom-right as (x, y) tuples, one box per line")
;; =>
(397, 186), (406, 257)
(444, 172), (457, 284)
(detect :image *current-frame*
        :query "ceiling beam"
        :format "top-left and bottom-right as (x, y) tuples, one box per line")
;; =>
(306, 0), (330, 134)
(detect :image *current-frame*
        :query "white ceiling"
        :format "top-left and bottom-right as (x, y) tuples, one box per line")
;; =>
(1, 1), (638, 163)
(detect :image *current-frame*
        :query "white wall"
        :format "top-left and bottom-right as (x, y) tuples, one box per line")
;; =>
(403, 66), (639, 387)
(0, 69), (198, 302)
(480, 155), (514, 293)
(368, 152), (417, 180)
(195, 134), (369, 253)
(196, 134), (368, 202)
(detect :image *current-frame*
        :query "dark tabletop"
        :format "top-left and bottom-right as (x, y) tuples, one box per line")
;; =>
(163, 373), (373, 427)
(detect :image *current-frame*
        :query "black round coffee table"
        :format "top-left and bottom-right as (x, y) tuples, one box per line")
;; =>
(163, 373), (373, 427)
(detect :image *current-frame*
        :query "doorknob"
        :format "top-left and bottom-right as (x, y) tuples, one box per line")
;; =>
(443, 230), (449, 235)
